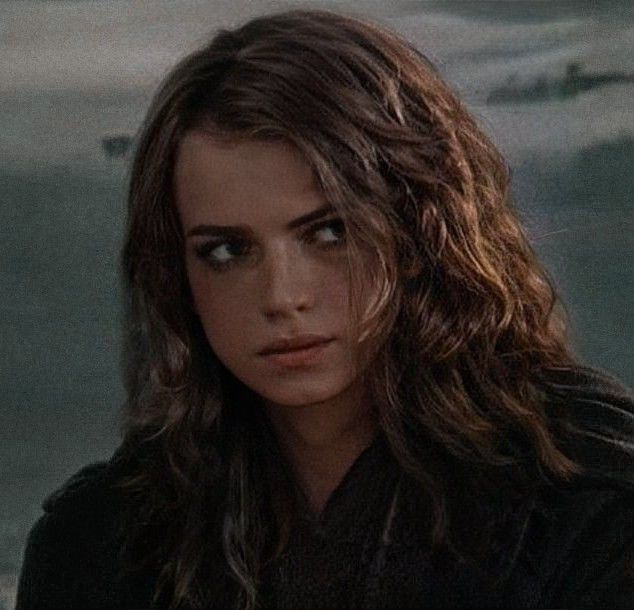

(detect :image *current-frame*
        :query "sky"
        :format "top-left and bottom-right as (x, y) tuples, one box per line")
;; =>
(1, 0), (633, 168)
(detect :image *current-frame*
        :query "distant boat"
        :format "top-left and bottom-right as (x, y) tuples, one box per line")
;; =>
(487, 62), (634, 104)
(101, 134), (133, 158)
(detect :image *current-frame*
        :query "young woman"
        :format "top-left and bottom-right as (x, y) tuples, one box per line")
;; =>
(17, 9), (633, 610)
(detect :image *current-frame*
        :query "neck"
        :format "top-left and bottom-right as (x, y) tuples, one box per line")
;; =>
(263, 385), (378, 516)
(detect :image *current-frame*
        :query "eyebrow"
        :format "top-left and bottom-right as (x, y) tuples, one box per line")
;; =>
(186, 203), (335, 238)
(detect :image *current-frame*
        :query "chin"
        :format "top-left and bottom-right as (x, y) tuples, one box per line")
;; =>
(253, 377), (352, 409)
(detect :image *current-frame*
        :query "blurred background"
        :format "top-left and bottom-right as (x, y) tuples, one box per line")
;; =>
(1, 1), (632, 606)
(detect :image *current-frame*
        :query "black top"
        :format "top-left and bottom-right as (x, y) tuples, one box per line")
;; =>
(16, 366), (634, 609)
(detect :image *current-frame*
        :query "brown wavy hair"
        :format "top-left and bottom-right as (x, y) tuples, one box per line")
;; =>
(116, 9), (580, 609)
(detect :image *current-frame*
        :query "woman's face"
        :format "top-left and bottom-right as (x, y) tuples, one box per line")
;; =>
(174, 132), (371, 408)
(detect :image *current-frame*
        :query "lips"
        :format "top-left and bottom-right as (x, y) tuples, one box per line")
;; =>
(258, 334), (333, 355)
(259, 336), (334, 369)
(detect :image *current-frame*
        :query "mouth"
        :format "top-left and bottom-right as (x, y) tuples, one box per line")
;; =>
(258, 336), (334, 368)
(258, 335), (333, 355)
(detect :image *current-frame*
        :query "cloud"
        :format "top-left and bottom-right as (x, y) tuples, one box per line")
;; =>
(0, 0), (592, 94)
(1, 0), (632, 169)
(1, 0), (270, 93)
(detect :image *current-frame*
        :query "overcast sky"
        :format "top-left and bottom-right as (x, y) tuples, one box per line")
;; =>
(1, 0), (633, 169)
(3, 0), (626, 93)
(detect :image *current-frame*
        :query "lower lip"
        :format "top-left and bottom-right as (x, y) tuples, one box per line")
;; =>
(261, 340), (333, 368)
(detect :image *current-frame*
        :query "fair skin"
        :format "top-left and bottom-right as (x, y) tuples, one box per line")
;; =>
(174, 131), (378, 514)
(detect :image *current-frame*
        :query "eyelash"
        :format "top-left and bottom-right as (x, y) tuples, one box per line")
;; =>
(193, 218), (347, 271)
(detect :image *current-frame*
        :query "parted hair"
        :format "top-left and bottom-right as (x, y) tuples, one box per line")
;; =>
(117, 9), (580, 609)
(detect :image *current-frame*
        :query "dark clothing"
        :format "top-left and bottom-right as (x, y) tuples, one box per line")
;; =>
(16, 366), (634, 609)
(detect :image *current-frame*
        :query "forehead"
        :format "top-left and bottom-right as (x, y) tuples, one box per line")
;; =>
(174, 131), (325, 227)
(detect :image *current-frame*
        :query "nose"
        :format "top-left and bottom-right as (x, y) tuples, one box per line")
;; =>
(259, 246), (315, 320)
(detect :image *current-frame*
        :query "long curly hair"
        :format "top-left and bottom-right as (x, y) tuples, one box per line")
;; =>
(115, 9), (580, 609)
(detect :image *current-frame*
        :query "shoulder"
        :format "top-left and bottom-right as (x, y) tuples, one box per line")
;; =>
(539, 364), (633, 412)
(540, 364), (634, 490)
(492, 367), (634, 606)
(41, 460), (114, 513)
(28, 446), (132, 544)
(502, 367), (634, 606)
(16, 455), (127, 609)
(507, 478), (634, 608)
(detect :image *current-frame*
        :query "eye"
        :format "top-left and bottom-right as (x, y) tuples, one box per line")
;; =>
(307, 218), (346, 246)
(209, 242), (238, 262)
(193, 238), (251, 269)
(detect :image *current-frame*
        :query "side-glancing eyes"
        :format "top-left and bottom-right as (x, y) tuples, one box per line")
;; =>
(192, 217), (347, 272)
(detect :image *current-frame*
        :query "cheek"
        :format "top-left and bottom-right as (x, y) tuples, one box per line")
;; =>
(325, 274), (350, 311)
(188, 272), (248, 355)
